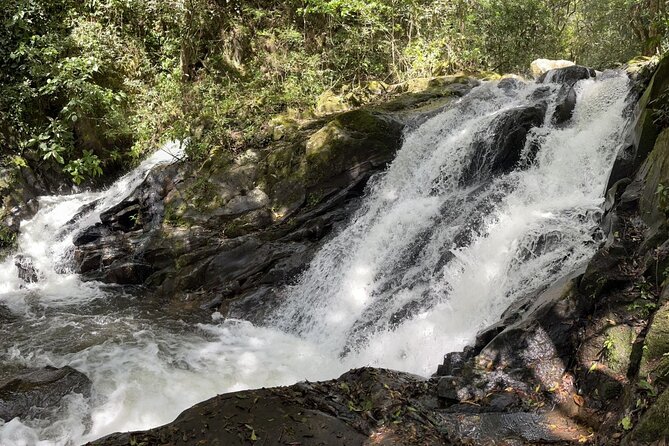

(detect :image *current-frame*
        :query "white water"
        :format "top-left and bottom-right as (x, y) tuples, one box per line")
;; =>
(0, 73), (631, 445)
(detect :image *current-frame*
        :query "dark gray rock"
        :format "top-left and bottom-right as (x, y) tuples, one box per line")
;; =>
(0, 366), (91, 421)
(552, 84), (578, 125)
(73, 223), (108, 246)
(89, 368), (444, 446)
(14, 254), (40, 284)
(71, 110), (406, 320)
(462, 102), (547, 184)
(538, 65), (596, 85)
(497, 77), (525, 93)
(437, 375), (462, 402)
(436, 350), (472, 377)
(104, 262), (155, 285)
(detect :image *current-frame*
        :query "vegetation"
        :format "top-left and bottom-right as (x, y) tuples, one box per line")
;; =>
(1, 0), (668, 184)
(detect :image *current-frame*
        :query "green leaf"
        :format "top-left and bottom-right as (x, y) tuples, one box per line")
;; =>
(620, 416), (633, 431)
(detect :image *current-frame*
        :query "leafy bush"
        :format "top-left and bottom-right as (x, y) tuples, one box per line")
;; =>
(1, 0), (666, 184)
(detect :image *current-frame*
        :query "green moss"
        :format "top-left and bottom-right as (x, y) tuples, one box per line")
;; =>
(635, 129), (669, 228)
(304, 109), (402, 185)
(631, 387), (669, 442)
(652, 356), (669, 385)
(316, 90), (350, 115)
(163, 201), (192, 228)
(603, 325), (635, 375)
(0, 225), (17, 248)
(0, 225), (17, 261)
(639, 301), (669, 377)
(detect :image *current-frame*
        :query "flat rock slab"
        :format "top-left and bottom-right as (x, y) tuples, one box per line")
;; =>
(0, 365), (91, 421)
(92, 389), (368, 446)
(88, 368), (446, 446)
(439, 411), (590, 445)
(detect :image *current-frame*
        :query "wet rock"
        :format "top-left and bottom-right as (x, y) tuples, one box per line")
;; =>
(497, 77), (525, 92)
(440, 411), (588, 444)
(104, 262), (155, 285)
(14, 254), (40, 283)
(72, 107), (407, 318)
(100, 199), (141, 232)
(436, 350), (472, 377)
(475, 277), (582, 390)
(552, 84), (578, 125)
(0, 305), (16, 322)
(437, 375), (462, 402)
(487, 393), (520, 412)
(73, 224), (108, 246)
(529, 85), (552, 101)
(579, 245), (630, 298)
(0, 366), (91, 421)
(224, 286), (279, 324)
(538, 65), (596, 86)
(462, 102), (547, 184)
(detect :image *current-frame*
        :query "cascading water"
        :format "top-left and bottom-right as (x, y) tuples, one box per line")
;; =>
(0, 72), (632, 445)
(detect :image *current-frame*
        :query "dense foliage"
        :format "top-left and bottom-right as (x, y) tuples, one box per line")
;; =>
(0, 0), (667, 184)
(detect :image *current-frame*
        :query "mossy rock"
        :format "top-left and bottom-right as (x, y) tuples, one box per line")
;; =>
(316, 89), (350, 115)
(365, 80), (388, 95)
(269, 115), (300, 141)
(303, 109), (403, 186)
(603, 324), (636, 376)
(630, 386), (669, 442)
(647, 53), (669, 105)
(632, 53), (669, 171)
(635, 128), (669, 227)
(0, 224), (17, 261)
(625, 55), (656, 77)
(639, 301), (669, 377)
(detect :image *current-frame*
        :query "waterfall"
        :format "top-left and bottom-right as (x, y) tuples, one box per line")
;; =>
(0, 72), (631, 445)
(272, 73), (632, 373)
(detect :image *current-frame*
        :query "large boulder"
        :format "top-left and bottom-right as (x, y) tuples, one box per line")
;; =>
(0, 366), (91, 421)
(530, 59), (575, 78)
(461, 102), (547, 184)
(303, 109), (403, 188)
(639, 300), (669, 377)
(89, 368), (444, 446)
(71, 107), (408, 317)
(608, 53), (669, 185)
(538, 65), (596, 86)
(634, 127), (669, 227)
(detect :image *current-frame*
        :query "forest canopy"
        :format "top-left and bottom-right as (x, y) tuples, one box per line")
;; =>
(0, 0), (667, 184)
